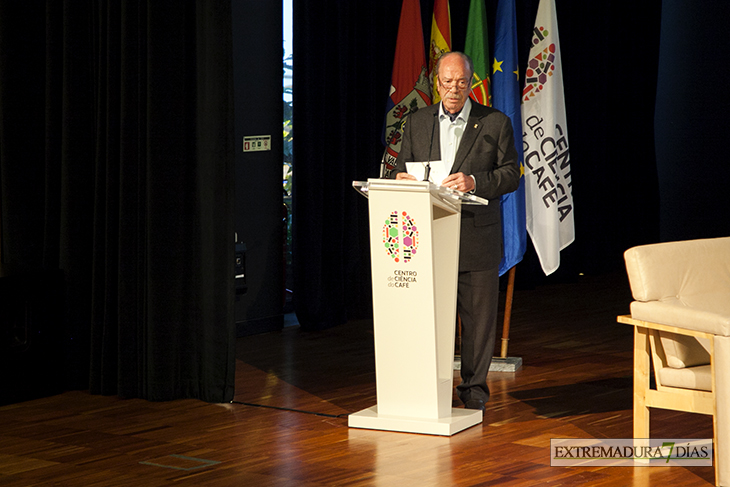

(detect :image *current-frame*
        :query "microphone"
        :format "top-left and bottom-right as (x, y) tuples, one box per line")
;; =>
(380, 143), (391, 178)
(424, 111), (437, 182)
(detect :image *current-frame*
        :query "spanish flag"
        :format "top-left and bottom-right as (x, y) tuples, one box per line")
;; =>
(429, 0), (451, 103)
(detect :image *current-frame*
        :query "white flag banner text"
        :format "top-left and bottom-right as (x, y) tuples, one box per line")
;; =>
(521, 0), (574, 275)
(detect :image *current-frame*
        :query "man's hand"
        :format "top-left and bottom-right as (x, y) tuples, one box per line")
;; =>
(441, 172), (474, 192)
(395, 172), (417, 181)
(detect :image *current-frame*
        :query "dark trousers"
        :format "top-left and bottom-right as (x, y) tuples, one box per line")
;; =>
(455, 267), (499, 404)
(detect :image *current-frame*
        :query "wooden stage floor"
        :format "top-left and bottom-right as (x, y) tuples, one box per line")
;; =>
(0, 271), (716, 485)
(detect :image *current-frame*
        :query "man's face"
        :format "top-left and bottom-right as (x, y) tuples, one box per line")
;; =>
(437, 55), (472, 114)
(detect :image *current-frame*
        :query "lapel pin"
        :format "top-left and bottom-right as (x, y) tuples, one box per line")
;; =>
(474, 124), (478, 129)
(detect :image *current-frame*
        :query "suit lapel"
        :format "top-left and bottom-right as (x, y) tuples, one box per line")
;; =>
(450, 108), (482, 174)
(428, 106), (441, 162)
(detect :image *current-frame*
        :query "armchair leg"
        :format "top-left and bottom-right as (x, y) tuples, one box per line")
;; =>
(713, 336), (729, 486)
(634, 326), (651, 438)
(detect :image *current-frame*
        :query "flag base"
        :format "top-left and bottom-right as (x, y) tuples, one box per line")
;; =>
(453, 355), (522, 372)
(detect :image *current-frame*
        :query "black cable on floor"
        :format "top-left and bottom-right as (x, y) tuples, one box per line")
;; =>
(230, 400), (349, 418)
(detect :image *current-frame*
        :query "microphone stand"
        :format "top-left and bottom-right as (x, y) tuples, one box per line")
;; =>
(424, 111), (437, 182)
(380, 144), (391, 178)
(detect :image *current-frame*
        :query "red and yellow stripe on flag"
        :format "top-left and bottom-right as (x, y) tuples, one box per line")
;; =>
(429, 0), (451, 103)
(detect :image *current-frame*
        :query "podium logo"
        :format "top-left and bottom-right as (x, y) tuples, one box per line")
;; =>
(383, 210), (419, 263)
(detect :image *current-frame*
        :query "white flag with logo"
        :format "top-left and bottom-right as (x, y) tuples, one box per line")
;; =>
(521, 0), (574, 275)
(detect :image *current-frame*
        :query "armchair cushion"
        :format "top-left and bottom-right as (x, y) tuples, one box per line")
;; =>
(658, 331), (711, 369)
(624, 236), (730, 302)
(659, 364), (712, 391)
(630, 297), (730, 337)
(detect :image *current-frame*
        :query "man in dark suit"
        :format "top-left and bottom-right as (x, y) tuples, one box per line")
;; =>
(391, 51), (520, 412)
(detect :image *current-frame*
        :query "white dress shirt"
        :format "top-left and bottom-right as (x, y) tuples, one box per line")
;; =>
(439, 98), (475, 191)
(439, 98), (471, 174)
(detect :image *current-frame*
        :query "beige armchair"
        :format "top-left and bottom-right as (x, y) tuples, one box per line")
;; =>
(618, 236), (730, 486)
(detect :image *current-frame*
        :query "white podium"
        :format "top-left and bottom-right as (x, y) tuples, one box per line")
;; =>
(349, 179), (488, 436)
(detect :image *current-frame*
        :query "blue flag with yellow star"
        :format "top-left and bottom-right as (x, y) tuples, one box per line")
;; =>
(492, 0), (526, 276)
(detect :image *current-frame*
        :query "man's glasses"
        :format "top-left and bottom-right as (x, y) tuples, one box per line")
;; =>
(438, 77), (470, 90)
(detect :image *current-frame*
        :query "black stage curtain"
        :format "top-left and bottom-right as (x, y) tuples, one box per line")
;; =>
(292, 0), (663, 329)
(0, 1), (235, 402)
(655, 0), (730, 242)
(292, 1), (394, 331)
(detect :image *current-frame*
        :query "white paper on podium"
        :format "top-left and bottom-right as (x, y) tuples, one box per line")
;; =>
(406, 161), (448, 185)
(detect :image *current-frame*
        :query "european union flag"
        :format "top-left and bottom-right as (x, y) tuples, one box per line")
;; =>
(492, 0), (526, 276)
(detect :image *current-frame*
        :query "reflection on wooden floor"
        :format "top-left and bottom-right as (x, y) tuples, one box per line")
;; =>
(0, 272), (715, 485)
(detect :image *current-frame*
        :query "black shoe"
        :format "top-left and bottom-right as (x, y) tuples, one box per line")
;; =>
(464, 399), (486, 411)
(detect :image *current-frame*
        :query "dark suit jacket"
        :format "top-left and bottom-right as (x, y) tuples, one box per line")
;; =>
(392, 102), (520, 271)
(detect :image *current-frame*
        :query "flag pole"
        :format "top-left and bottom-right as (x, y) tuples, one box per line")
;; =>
(500, 266), (516, 358)
(490, 264), (521, 372)
(488, 0), (523, 373)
